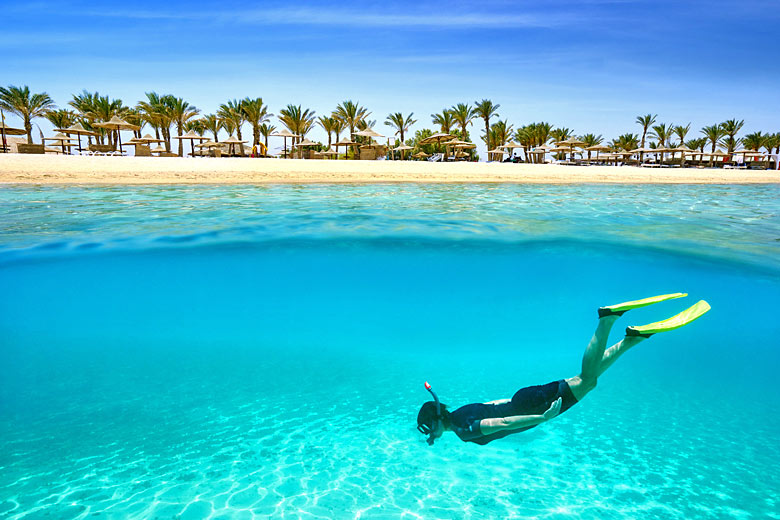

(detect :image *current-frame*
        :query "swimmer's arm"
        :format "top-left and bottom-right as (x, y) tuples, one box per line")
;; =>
(483, 398), (511, 405)
(478, 398), (562, 435)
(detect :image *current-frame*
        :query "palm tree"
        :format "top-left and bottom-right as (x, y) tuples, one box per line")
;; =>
(636, 113), (657, 162)
(685, 137), (707, 152)
(334, 100), (369, 142)
(580, 133), (603, 160)
(318, 115), (338, 148)
(720, 119), (744, 154)
(331, 117), (345, 145)
(259, 123), (276, 151)
(550, 127), (572, 143)
(222, 118), (236, 138)
(241, 97), (272, 147)
(685, 137), (707, 153)
(68, 90), (102, 145)
(610, 133), (639, 153)
(474, 99), (500, 157)
(701, 124), (725, 166)
(764, 133), (780, 156)
(0, 85), (56, 144)
(44, 109), (76, 130)
(69, 92), (126, 147)
(720, 135), (742, 157)
(484, 119), (513, 160)
(431, 109), (455, 134)
(278, 104), (316, 156)
(384, 112), (416, 158)
(218, 99), (246, 153)
(649, 123), (674, 165)
(201, 114), (222, 142)
(673, 123), (691, 148)
(741, 131), (765, 152)
(137, 92), (171, 146)
(450, 103), (475, 142)
(185, 119), (205, 135)
(168, 97), (200, 156)
(124, 108), (145, 138)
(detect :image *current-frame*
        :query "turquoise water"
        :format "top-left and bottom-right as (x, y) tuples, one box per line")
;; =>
(1, 184), (779, 519)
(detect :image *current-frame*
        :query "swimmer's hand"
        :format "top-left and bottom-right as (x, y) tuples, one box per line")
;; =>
(542, 398), (562, 421)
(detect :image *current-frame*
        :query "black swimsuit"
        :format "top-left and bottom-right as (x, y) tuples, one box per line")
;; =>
(448, 379), (578, 445)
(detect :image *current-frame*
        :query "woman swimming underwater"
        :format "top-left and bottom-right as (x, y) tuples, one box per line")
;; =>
(417, 294), (710, 446)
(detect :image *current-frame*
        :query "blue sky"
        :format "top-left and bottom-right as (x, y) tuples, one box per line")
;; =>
(2, 0), (778, 155)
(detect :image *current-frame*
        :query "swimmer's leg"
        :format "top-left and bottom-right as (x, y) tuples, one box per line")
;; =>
(566, 314), (619, 401)
(596, 334), (647, 377)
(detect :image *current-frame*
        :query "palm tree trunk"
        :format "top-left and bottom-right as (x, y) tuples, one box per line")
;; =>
(25, 119), (33, 144)
(709, 142), (715, 167)
(484, 119), (490, 157)
(178, 123), (184, 157)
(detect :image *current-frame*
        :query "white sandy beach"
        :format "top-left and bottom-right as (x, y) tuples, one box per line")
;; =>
(0, 154), (777, 184)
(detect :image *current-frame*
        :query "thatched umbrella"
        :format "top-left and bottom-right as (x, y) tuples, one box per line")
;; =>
(527, 144), (552, 164)
(1, 111), (25, 153)
(295, 138), (319, 159)
(150, 143), (168, 155)
(629, 147), (656, 165)
(502, 140), (523, 159)
(55, 122), (98, 153)
(393, 143), (413, 160)
(353, 128), (385, 143)
(43, 132), (78, 154)
(175, 130), (207, 157)
(93, 116), (140, 153)
(135, 133), (165, 144)
(670, 145), (693, 167)
(487, 148), (508, 161)
(584, 144), (611, 161)
(413, 151), (430, 160)
(271, 129), (300, 159)
(732, 149), (765, 167)
(334, 137), (358, 160)
(420, 132), (456, 160)
(319, 147), (339, 159)
(222, 135), (247, 156)
(555, 137), (586, 162)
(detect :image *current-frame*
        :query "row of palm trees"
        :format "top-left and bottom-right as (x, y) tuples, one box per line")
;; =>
(2, 85), (778, 161)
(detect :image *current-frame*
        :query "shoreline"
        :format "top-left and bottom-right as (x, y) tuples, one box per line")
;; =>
(1, 154), (777, 184)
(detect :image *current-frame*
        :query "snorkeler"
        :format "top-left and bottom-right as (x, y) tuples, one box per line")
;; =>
(417, 294), (710, 446)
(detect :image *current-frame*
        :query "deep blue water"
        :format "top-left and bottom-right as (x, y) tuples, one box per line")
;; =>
(1, 184), (779, 519)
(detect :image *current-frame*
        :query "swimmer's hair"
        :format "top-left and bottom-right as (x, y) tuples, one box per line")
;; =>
(417, 401), (450, 430)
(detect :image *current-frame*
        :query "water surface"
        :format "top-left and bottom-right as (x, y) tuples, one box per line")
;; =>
(1, 184), (779, 519)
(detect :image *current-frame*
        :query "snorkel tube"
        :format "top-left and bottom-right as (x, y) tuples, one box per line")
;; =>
(424, 381), (441, 445)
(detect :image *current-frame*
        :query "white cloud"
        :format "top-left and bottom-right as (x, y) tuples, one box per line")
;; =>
(85, 6), (585, 29)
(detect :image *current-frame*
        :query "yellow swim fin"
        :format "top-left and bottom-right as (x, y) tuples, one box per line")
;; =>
(598, 293), (687, 317)
(626, 300), (711, 337)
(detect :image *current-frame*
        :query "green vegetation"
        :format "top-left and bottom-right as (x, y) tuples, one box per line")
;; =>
(2, 85), (777, 165)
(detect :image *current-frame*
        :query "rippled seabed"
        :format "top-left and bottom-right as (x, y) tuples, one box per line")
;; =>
(1, 184), (779, 520)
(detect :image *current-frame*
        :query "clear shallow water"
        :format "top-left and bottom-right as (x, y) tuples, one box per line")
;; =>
(1, 184), (779, 520)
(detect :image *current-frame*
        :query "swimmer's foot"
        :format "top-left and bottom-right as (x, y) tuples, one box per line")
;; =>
(625, 300), (711, 338)
(598, 293), (687, 318)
